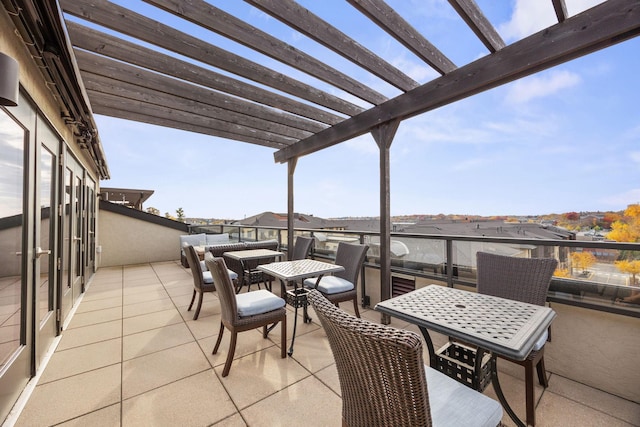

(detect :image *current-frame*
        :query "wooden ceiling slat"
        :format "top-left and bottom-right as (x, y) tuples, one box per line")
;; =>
(447, 0), (506, 53)
(245, 0), (419, 92)
(61, 0), (364, 117)
(74, 49), (324, 135)
(347, 0), (456, 75)
(275, 0), (640, 163)
(552, 0), (568, 23)
(92, 105), (286, 149)
(144, 0), (387, 106)
(90, 92), (296, 148)
(66, 22), (344, 127)
(82, 72), (310, 140)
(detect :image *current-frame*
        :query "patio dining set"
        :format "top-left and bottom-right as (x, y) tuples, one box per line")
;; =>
(182, 236), (558, 427)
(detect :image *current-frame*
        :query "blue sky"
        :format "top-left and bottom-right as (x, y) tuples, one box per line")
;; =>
(90, 0), (640, 220)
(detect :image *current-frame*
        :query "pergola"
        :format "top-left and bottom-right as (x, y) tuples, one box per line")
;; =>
(13, 0), (640, 302)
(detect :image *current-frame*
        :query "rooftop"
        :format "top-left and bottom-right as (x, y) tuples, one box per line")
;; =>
(7, 260), (639, 426)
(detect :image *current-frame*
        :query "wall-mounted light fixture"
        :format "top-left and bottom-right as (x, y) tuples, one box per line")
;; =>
(0, 52), (19, 106)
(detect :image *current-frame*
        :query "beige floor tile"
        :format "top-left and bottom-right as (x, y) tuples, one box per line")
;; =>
(122, 308), (183, 336)
(123, 288), (170, 305)
(57, 319), (122, 351)
(40, 338), (122, 384)
(482, 372), (544, 427)
(287, 328), (335, 373)
(66, 306), (123, 329)
(216, 349), (311, 409)
(241, 376), (341, 427)
(212, 413), (247, 426)
(123, 322), (195, 360)
(122, 371), (237, 427)
(547, 374), (640, 426)
(122, 296), (176, 318)
(535, 391), (636, 427)
(185, 314), (219, 340)
(199, 327), (281, 369)
(314, 363), (341, 396)
(15, 364), (121, 427)
(75, 295), (123, 313)
(122, 341), (210, 399)
(123, 281), (164, 295)
(81, 288), (123, 302)
(56, 403), (121, 427)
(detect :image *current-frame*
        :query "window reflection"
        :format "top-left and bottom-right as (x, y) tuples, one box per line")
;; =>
(0, 110), (25, 370)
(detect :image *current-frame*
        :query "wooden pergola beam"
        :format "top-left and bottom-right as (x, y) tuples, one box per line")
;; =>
(447, 0), (506, 53)
(245, 0), (419, 92)
(144, 0), (387, 106)
(274, 0), (640, 163)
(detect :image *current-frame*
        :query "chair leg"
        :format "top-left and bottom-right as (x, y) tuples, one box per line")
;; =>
(193, 290), (204, 320)
(263, 324), (268, 338)
(212, 323), (225, 354)
(536, 356), (549, 387)
(352, 295), (361, 318)
(187, 290), (196, 311)
(525, 360), (536, 427)
(280, 315), (287, 358)
(222, 332), (238, 377)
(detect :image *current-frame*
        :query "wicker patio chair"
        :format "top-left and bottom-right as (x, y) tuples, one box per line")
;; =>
(476, 251), (558, 426)
(205, 256), (287, 377)
(183, 244), (238, 320)
(291, 235), (314, 260)
(307, 290), (503, 427)
(303, 242), (368, 317)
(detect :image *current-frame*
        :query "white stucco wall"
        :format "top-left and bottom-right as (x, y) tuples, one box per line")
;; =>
(98, 209), (184, 267)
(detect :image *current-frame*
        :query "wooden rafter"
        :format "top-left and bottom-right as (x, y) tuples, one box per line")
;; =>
(144, 0), (387, 106)
(274, 0), (640, 163)
(61, 0), (363, 117)
(245, 0), (419, 92)
(447, 0), (506, 53)
(347, 0), (456, 74)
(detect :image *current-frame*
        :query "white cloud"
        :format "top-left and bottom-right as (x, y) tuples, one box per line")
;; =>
(499, 0), (605, 41)
(505, 70), (581, 104)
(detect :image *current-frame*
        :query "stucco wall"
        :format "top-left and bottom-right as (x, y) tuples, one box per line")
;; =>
(98, 209), (184, 267)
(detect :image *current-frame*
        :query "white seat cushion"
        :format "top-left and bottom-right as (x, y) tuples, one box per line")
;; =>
(303, 276), (354, 294)
(202, 269), (238, 284)
(533, 329), (548, 351)
(425, 366), (503, 427)
(236, 290), (285, 317)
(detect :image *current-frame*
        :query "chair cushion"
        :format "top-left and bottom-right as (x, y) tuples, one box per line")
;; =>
(206, 233), (230, 245)
(236, 290), (285, 317)
(202, 269), (238, 284)
(303, 276), (354, 294)
(533, 329), (548, 351)
(425, 366), (503, 427)
(180, 233), (206, 250)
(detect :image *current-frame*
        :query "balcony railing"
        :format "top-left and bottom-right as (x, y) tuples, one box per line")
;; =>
(190, 224), (640, 319)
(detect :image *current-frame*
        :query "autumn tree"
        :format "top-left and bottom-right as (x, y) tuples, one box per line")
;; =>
(607, 204), (640, 283)
(563, 211), (580, 221)
(570, 252), (596, 274)
(607, 204), (640, 243)
(614, 260), (640, 286)
(146, 206), (160, 216)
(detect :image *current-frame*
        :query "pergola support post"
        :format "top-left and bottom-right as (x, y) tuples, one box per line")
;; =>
(287, 157), (297, 259)
(371, 119), (400, 324)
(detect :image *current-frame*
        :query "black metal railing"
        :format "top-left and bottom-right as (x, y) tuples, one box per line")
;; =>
(190, 224), (640, 318)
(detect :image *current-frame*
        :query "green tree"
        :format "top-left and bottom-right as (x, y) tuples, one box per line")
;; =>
(176, 207), (185, 222)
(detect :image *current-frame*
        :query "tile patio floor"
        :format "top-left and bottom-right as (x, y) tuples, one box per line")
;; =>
(5, 261), (639, 427)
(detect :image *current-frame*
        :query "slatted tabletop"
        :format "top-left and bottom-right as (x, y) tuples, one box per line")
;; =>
(258, 259), (344, 281)
(376, 285), (556, 360)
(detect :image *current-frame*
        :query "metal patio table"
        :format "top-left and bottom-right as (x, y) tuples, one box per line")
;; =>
(258, 259), (344, 356)
(375, 285), (556, 427)
(223, 249), (283, 293)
